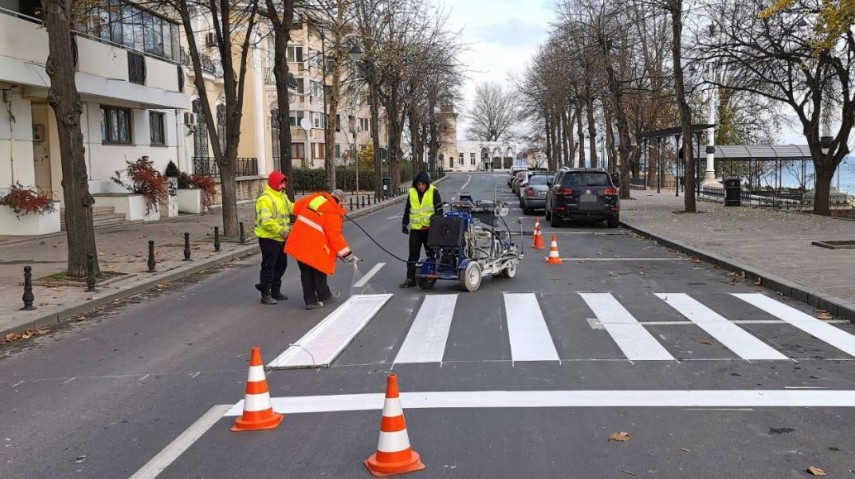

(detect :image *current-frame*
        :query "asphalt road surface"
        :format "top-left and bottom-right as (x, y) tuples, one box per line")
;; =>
(2, 173), (854, 478)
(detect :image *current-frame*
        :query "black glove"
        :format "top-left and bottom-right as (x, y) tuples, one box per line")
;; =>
(401, 225), (408, 235)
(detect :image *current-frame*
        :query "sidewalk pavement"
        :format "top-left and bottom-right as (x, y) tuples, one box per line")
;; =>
(0, 189), (412, 339)
(621, 189), (855, 321)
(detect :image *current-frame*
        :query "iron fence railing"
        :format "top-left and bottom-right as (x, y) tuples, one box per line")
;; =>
(192, 157), (258, 179)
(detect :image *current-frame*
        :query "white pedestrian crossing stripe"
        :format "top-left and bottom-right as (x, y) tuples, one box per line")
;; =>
(270, 292), (855, 368)
(504, 293), (560, 362)
(580, 293), (675, 361)
(656, 293), (788, 360)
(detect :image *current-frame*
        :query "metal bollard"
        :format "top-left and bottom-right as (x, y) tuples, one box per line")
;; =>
(349, 198), (354, 211)
(183, 232), (191, 261)
(361, 196), (365, 208)
(239, 222), (246, 244)
(214, 226), (221, 252)
(147, 240), (157, 272)
(85, 254), (97, 292)
(21, 266), (35, 310)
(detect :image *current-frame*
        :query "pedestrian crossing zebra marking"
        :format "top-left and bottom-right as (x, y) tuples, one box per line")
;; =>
(656, 293), (789, 361)
(268, 294), (392, 369)
(579, 293), (676, 361)
(394, 295), (458, 364)
(734, 293), (855, 358)
(503, 293), (560, 362)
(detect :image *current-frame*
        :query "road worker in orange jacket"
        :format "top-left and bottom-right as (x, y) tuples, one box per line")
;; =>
(284, 189), (359, 310)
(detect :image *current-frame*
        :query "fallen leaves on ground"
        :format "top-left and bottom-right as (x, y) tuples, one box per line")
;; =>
(698, 338), (712, 345)
(816, 310), (833, 320)
(806, 466), (826, 476)
(754, 277), (762, 286)
(75, 455), (86, 463)
(75, 315), (86, 322)
(609, 432), (630, 442)
(2, 328), (50, 344)
(681, 448), (692, 453)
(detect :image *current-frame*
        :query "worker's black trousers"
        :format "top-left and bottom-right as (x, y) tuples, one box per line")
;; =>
(406, 228), (434, 280)
(258, 238), (288, 292)
(298, 260), (332, 305)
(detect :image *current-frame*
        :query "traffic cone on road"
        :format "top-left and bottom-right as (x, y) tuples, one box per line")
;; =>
(364, 374), (425, 477)
(546, 235), (563, 265)
(531, 218), (545, 250)
(231, 346), (283, 432)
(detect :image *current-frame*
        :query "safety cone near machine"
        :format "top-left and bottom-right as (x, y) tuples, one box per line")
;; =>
(231, 346), (283, 432)
(546, 234), (563, 264)
(531, 218), (544, 250)
(364, 374), (425, 477)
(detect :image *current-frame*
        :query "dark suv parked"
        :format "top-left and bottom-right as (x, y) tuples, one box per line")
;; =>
(544, 168), (620, 228)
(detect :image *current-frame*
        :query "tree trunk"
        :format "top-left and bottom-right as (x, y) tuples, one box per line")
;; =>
(604, 104), (615, 173)
(266, 0), (295, 198)
(576, 102), (585, 168)
(409, 109), (422, 172)
(670, 0), (695, 212)
(44, 0), (99, 277)
(544, 110), (553, 169)
(323, 1), (345, 192)
(586, 93), (598, 169)
(563, 109), (574, 168)
(553, 108), (562, 171)
(369, 64), (382, 200)
(427, 97), (439, 177)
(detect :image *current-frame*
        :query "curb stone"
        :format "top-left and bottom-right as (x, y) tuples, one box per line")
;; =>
(620, 220), (855, 324)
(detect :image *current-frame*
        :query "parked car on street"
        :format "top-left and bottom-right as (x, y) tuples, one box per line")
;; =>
(511, 171), (528, 195)
(519, 173), (552, 214)
(508, 166), (529, 187)
(544, 168), (620, 228)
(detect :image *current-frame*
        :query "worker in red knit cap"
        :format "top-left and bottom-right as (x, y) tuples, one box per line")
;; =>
(253, 171), (293, 305)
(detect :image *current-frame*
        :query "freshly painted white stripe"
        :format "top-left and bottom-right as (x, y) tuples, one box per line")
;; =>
(296, 215), (324, 232)
(377, 429), (411, 452)
(460, 175), (472, 190)
(381, 397), (403, 417)
(656, 293), (788, 360)
(586, 317), (604, 330)
(353, 263), (386, 288)
(734, 293), (855, 357)
(394, 295), (458, 364)
(131, 404), (231, 479)
(580, 293), (674, 361)
(224, 390), (855, 416)
(247, 365), (266, 382)
(504, 293), (559, 361)
(268, 294), (393, 369)
(243, 393), (272, 412)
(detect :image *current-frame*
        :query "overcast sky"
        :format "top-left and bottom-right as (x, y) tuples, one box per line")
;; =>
(431, 0), (556, 139)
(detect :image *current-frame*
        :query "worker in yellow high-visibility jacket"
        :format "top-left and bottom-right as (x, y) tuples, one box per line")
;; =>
(254, 171), (293, 305)
(399, 171), (443, 288)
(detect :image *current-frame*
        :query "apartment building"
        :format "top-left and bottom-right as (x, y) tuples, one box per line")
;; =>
(0, 0), (187, 203)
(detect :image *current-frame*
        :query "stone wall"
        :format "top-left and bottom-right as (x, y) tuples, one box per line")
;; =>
(211, 176), (266, 205)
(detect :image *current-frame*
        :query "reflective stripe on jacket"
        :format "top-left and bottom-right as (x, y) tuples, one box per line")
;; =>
(254, 185), (292, 241)
(284, 192), (350, 275)
(408, 185), (436, 230)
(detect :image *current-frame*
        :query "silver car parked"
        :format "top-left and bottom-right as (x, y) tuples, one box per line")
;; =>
(519, 173), (552, 214)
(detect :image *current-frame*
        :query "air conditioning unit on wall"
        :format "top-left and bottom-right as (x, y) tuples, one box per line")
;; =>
(183, 112), (196, 126)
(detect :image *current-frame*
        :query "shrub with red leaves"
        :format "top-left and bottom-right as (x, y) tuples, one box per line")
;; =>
(112, 157), (168, 214)
(0, 183), (56, 217)
(188, 174), (217, 212)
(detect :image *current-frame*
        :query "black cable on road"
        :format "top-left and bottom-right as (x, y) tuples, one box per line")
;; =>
(344, 214), (410, 263)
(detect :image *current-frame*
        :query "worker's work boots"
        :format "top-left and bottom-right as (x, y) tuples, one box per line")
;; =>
(259, 285), (277, 305)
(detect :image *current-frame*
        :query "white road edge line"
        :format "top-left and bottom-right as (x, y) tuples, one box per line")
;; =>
(130, 404), (231, 479)
(353, 263), (385, 288)
(460, 175), (472, 191)
(224, 390), (855, 415)
(561, 258), (687, 261)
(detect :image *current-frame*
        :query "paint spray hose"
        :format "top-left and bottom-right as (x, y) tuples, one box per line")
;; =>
(344, 214), (410, 263)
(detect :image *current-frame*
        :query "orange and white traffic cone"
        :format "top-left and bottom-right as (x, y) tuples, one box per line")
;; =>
(231, 346), (283, 432)
(532, 218), (545, 250)
(364, 374), (425, 477)
(545, 234), (562, 264)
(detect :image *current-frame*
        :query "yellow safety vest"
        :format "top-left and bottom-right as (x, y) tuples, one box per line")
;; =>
(254, 185), (292, 241)
(408, 185), (435, 230)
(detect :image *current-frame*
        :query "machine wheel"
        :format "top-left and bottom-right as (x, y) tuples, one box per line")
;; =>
(607, 215), (620, 228)
(499, 261), (517, 278)
(459, 262), (482, 292)
(416, 277), (436, 290)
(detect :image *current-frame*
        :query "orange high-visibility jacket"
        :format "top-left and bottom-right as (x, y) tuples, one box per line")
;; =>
(284, 192), (351, 275)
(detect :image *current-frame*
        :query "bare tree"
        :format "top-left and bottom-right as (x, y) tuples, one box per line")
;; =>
(42, 0), (99, 277)
(695, 0), (855, 215)
(666, 0), (695, 212)
(168, 0), (260, 236)
(466, 81), (521, 142)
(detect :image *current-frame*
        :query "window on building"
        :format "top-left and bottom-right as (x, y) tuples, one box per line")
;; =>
(75, 1), (180, 62)
(470, 152), (476, 165)
(192, 99), (208, 158)
(150, 112), (165, 145)
(100, 105), (132, 144)
(335, 114), (341, 131)
(289, 110), (304, 127)
(335, 144), (341, 159)
(291, 142), (305, 159)
(458, 153), (464, 166)
(359, 118), (369, 134)
(312, 143), (325, 160)
(312, 112), (327, 129)
(287, 46), (303, 63)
